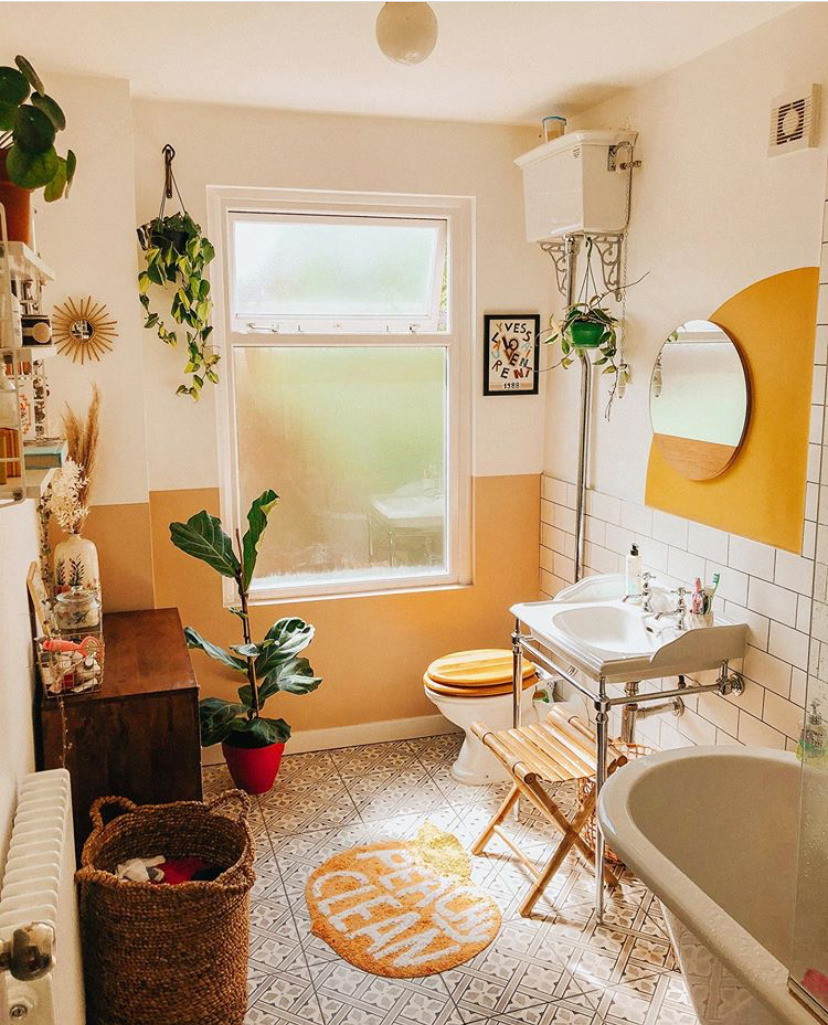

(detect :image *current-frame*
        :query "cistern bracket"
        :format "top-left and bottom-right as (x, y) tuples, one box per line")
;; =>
(540, 232), (625, 302)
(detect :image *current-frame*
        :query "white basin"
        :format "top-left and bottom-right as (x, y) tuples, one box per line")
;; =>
(512, 577), (747, 683)
(552, 603), (659, 656)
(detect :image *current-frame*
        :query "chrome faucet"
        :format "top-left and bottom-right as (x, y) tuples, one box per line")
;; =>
(623, 570), (655, 612)
(653, 586), (689, 631)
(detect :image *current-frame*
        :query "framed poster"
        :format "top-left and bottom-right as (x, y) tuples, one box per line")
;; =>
(483, 314), (540, 395)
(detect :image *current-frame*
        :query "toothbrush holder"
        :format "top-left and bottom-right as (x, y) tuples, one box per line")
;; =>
(687, 612), (715, 630)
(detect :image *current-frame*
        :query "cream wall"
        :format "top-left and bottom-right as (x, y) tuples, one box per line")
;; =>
(36, 74), (149, 508)
(131, 99), (551, 489)
(545, 2), (828, 499)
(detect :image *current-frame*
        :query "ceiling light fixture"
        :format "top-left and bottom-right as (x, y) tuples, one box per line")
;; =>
(375, 2), (438, 66)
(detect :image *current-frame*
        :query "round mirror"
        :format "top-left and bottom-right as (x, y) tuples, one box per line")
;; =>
(650, 320), (749, 481)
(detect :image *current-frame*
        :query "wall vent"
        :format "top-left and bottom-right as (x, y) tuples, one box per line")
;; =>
(769, 85), (820, 156)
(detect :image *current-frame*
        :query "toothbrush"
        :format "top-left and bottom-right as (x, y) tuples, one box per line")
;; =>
(692, 578), (703, 615)
(702, 572), (721, 615)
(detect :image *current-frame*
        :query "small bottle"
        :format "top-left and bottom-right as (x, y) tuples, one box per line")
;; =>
(797, 701), (826, 762)
(625, 544), (642, 597)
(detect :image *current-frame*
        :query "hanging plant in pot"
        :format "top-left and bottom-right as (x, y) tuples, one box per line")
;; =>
(169, 490), (322, 795)
(137, 149), (219, 401)
(545, 299), (629, 419)
(0, 56), (76, 245)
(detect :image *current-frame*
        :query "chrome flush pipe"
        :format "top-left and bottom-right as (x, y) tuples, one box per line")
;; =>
(559, 233), (591, 584)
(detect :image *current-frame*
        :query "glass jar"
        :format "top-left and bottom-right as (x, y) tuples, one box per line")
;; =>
(54, 587), (101, 633)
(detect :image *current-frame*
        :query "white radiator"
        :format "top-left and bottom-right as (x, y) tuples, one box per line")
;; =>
(0, 769), (85, 1025)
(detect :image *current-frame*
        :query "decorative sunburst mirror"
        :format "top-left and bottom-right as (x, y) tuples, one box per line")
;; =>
(53, 297), (118, 364)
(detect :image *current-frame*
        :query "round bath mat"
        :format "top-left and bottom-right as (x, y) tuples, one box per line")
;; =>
(306, 823), (501, 977)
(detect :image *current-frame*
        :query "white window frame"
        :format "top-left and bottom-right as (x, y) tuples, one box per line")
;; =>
(208, 186), (474, 605)
(228, 211), (448, 335)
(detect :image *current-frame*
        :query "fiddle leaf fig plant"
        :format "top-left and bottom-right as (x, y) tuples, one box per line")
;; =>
(137, 211), (218, 401)
(170, 490), (323, 749)
(0, 56), (76, 200)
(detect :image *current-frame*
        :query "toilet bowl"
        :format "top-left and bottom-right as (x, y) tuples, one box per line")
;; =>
(423, 649), (541, 785)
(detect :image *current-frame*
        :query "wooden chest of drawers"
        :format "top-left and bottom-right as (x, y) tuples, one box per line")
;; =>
(38, 607), (203, 857)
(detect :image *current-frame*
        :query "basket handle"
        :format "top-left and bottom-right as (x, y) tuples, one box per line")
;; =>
(207, 789), (250, 822)
(89, 795), (137, 833)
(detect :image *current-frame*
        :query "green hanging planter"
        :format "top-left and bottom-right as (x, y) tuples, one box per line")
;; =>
(569, 321), (606, 348)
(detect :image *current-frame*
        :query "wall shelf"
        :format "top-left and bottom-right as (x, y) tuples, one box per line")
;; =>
(0, 241), (55, 284)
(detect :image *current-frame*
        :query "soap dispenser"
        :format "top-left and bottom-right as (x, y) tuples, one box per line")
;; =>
(625, 544), (642, 597)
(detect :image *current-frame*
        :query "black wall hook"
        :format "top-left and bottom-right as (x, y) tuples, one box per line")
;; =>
(162, 144), (176, 200)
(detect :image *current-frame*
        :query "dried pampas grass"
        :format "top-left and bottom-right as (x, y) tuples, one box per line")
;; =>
(62, 383), (101, 511)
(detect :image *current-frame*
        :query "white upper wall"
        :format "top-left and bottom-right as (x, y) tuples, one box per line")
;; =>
(544, 1), (828, 501)
(132, 101), (552, 490)
(36, 74), (149, 507)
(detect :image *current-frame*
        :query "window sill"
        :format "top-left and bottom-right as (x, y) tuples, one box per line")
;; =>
(239, 580), (475, 609)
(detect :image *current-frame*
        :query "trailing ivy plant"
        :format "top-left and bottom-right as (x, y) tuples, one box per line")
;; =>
(169, 490), (323, 749)
(137, 211), (218, 400)
(0, 55), (76, 200)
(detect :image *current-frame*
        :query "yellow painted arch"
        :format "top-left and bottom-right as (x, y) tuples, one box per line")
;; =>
(645, 267), (819, 553)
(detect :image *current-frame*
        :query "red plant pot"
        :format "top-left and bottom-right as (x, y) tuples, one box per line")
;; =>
(0, 149), (32, 246)
(222, 740), (285, 795)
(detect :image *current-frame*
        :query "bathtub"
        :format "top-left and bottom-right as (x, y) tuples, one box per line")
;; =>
(597, 746), (815, 1025)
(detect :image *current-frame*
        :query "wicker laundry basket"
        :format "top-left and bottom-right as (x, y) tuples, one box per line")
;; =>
(76, 791), (255, 1025)
(577, 742), (653, 869)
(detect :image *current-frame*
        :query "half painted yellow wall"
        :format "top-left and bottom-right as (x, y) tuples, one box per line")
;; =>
(147, 474), (540, 732)
(645, 268), (818, 552)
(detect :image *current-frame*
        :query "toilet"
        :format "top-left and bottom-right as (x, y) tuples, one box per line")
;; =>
(423, 649), (540, 785)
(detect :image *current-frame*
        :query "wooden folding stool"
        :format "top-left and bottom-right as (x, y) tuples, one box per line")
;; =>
(470, 706), (628, 917)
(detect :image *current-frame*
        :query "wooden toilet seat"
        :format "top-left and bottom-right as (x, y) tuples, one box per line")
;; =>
(424, 673), (538, 698)
(425, 648), (537, 688)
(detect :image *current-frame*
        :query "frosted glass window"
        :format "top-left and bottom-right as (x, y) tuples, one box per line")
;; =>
(232, 215), (446, 330)
(233, 346), (448, 591)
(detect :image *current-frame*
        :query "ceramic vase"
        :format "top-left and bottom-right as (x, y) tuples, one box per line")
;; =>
(53, 533), (101, 602)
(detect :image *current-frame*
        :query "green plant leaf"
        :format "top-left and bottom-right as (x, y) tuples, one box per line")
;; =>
(43, 156), (66, 202)
(199, 696), (246, 746)
(169, 510), (241, 578)
(13, 104), (55, 153)
(6, 144), (58, 188)
(15, 56), (44, 95)
(0, 101), (17, 131)
(229, 716), (291, 746)
(257, 617), (314, 668)
(260, 657), (322, 701)
(31, 92), (65, 131)
(184, 626), (247, 672)
(241, 489), (279, 590)
(230, 642), (261, 659)
(0, 67), (29, 106)
(64, 149), (76, 194)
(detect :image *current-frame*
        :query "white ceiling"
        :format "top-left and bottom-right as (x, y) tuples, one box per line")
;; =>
(0, 1), (794, 124)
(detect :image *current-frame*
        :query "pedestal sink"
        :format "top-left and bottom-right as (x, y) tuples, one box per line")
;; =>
(512, 582), (747, 684)
(508, 572), (748, 923)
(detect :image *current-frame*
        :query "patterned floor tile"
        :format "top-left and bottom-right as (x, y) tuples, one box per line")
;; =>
(204, 738), (697, 1025)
